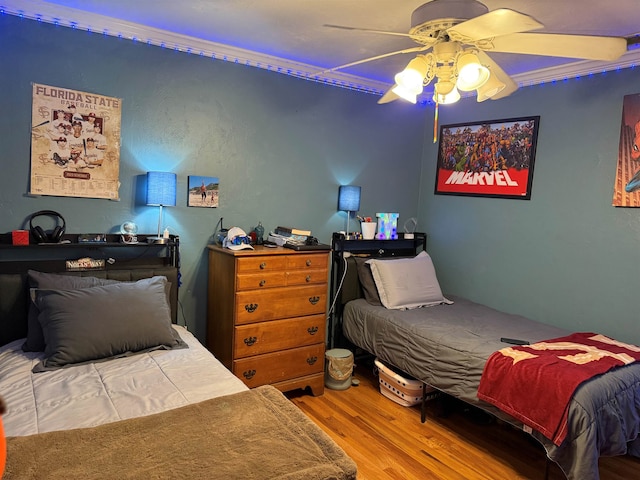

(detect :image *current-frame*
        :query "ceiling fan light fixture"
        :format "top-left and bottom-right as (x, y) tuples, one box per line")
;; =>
(391, 83), (419, 103)
(434, 78), (455, 96)
(476, 74), (506, 102)
(456, 51), (490, 91)
(433, 85), (460, 105)
(394, 56), (429, 93)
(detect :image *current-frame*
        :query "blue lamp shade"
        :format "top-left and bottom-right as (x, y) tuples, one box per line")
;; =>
(146, 172), (177, 206)
(338, 185), (361, 212)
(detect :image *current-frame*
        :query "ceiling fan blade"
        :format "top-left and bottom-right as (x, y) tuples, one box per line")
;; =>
(486, 33), (627, 61)
(323, 24), (412, 38)
(475, 50), (518, 101)
(447, 9), (543, 44)
(377, 87), (400, 104)
(313, 45), (431, 76)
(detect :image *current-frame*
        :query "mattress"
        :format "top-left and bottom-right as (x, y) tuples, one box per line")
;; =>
(0, 325), (248, 437)
(343, 295), (568, 409)
(343, 295), (640, 480)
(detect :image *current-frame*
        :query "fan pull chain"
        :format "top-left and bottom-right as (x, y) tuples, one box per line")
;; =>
(433, 101), (439, 143)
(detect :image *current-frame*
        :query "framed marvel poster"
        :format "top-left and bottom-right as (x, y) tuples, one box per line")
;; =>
(434, 116), (540, 200)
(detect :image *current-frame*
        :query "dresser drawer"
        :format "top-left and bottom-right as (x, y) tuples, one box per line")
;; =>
(235, 285), (326, 324)
(234, 314), (325, 358)
(236, 271), (286, 291)
(233, 344), (324, 388)
(236, 256), (287, 274)
(286, 253), (328, 270)
(286, 268), (327, 286)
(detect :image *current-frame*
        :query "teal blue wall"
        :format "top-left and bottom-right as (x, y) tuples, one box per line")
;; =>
(0, 15), (426, 341)
(3, 15), (639, 346)
(420, 68), (640, 345)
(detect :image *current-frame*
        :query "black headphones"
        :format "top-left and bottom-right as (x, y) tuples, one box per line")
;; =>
(29, 210), (66, 244)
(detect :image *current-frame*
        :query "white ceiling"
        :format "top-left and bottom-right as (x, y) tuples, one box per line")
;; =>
(5, 0), (640, 100)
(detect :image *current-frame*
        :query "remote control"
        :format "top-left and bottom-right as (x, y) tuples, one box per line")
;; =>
(500, 337), (530, 345)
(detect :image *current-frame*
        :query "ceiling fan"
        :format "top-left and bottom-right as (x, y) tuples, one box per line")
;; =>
(319, 0), (629, 105)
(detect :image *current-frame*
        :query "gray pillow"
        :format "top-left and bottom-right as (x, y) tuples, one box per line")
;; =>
(354, 257), (382, 306)
(367, 251), (453, 310)
(24, 270), (121, 352)
(32, 276), (186, 373)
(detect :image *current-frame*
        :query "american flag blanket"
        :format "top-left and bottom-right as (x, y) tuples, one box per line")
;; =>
(477, 332), (640, 446)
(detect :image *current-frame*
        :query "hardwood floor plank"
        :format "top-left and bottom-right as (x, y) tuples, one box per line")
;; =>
(288, 363), (640, 479)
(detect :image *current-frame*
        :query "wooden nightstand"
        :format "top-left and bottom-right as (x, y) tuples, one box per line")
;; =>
(206, 245), (329, 396)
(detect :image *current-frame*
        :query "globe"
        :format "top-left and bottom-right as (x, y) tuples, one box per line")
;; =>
(120, 221), (138, 235)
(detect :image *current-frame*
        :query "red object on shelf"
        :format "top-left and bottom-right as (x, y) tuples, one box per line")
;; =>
(12, 230), (29, 245)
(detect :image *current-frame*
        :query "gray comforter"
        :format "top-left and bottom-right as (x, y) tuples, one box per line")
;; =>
(343, 295), (640, 480)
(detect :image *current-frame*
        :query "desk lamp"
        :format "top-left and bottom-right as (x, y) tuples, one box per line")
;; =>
(338, 185), (361, 238)
(146, 171), (176, 244)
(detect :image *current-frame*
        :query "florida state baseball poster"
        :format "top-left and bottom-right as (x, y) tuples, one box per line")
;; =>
(30, 83), (121, 200)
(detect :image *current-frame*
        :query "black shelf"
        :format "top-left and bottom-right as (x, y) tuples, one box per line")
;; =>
(0, 234), (179, 273)
(331, 232), (426, 257)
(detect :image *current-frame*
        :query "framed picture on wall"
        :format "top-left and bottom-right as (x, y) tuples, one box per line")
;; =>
(29, 83), (122, 200)
(188, 175), (219, 207)
(434, 116), (540, 200)
(612, 93), (640, 207)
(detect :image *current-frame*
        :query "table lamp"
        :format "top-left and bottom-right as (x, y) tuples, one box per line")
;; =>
(146, 171), (176, 244)
(338, 185), (361, 238)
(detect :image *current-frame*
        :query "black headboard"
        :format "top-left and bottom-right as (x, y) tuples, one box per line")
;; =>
(328, 232), (427, 348)
(0, 238), (179, 347)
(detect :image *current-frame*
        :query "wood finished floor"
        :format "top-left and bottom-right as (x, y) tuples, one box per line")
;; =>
(288, 361), (640, 480)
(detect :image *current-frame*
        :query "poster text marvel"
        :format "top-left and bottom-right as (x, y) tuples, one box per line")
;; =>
(444, 170), (519, 186)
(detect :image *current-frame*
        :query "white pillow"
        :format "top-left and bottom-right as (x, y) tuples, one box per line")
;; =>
(366, 251), (452, 310)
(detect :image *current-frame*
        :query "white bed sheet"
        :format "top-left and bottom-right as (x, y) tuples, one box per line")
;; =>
(0, 325), (248, 437)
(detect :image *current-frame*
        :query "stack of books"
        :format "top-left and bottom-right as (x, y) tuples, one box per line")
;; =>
(274, 226), (311, 237)
(271, 226), (311, 245)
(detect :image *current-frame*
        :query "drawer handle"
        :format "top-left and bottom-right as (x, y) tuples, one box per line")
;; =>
(305, 275), (311, 283)
(244, 336), (257, 346)
(243, 369), (256, 380)
(306, 259), (312, 267)
(260, 262), (266, 269)
(309, 296), (320, 305)
(245, 303), (258, 313)
(259, 280), (266, 287)
(307, 356), (318, 365)
(307, 326), (318, 335)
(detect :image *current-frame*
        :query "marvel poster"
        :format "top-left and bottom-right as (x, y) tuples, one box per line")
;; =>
(29, 83), (121, 200)
(435, 116), (539, 200)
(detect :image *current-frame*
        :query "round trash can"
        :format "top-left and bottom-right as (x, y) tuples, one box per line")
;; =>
(325, 348), (354, 390)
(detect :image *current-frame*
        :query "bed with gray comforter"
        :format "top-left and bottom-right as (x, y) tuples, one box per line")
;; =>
(343, 294), (640, 480)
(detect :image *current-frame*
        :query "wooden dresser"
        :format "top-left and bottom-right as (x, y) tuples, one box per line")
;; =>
(206, 244), (329, 396)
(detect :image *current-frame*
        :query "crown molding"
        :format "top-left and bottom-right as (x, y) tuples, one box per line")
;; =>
(510, 49), (640, 88)
(3, 0), (639, 100)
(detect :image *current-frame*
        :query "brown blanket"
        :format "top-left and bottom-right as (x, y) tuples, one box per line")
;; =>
(5, 385), (357, 480)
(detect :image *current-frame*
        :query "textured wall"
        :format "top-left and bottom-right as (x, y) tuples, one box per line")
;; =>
(0, 15), (426, 341)
(419, 68), (640, 345)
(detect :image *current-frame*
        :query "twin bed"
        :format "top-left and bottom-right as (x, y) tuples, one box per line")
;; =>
(333, 237), (640, 480)
(0, 247), (356, 479)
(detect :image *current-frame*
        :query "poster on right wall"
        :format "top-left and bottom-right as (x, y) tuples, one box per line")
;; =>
(613, 93), (640, 207)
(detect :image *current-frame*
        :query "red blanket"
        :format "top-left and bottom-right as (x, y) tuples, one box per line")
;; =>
(477, 332), (640, 446)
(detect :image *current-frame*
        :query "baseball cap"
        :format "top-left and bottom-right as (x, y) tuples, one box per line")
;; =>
(223, 227), (254, 251)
